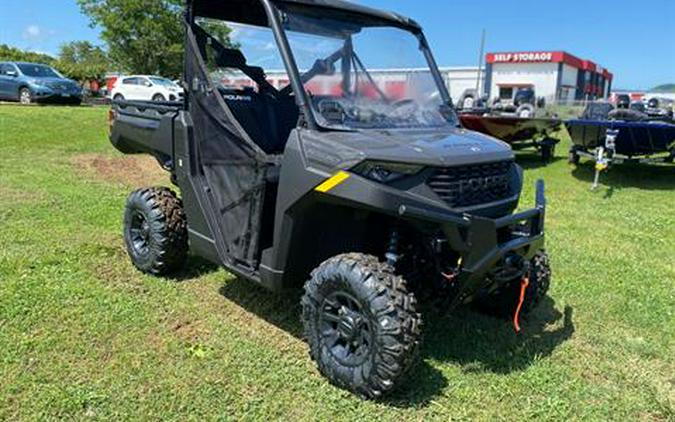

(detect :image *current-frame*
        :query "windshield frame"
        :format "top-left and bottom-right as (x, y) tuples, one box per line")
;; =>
(266, 1), (454, 132)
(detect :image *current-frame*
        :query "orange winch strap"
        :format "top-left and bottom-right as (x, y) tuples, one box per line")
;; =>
(513, 276), (530, 332)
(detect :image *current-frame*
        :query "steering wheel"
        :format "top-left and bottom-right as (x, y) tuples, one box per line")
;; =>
(391, 99), (419, 118)
(318, 98), (348, 124)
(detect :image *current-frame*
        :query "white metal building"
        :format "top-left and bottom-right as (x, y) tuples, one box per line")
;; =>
(221, 51), (612, 106)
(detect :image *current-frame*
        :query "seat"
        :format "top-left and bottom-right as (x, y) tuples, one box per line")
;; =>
(220, 87), (298, 155)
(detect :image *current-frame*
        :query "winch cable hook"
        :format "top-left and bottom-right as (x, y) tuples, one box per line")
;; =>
(513, 274), (530, 333)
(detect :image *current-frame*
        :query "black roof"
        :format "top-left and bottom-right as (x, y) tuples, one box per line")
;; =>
(191, 0), (421, 32)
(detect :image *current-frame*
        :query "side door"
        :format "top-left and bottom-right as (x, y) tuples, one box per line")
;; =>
(0, 63), (17, 99)
(136, 77), (154, 101)
(119, 77), (140, 100)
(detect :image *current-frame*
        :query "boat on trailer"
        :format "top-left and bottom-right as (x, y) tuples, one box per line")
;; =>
(460, 112), (563, 161)
(566, 102), (675, 189)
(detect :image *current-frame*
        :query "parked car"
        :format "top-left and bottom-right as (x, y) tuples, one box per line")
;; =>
(110, 76), (184, 102)
(615, 94), (631, 109)
(0, 61), (83, 105)
(491, 87), (543, 118)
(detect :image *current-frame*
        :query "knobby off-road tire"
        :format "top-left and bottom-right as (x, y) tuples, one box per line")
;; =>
(301, 253), (422, 399)
(474, 250), (551, 318)
(123, 187), (188, 275)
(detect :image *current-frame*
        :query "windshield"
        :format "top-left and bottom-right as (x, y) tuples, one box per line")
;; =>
(279, 7), (457, 130)
(149, 77), (177, 87)
(17, 64), (62, 78)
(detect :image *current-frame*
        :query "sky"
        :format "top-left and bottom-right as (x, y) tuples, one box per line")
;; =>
(0, 0), (673, 89)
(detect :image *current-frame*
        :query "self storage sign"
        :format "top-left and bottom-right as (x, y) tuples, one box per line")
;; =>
(490, 52), (554, 63)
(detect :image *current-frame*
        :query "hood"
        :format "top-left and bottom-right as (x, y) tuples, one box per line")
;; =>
(30, 77), (79, 89)
(301, 127), (514, 171)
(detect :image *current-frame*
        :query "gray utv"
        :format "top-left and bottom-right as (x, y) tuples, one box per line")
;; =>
(108, 0), (551, 398)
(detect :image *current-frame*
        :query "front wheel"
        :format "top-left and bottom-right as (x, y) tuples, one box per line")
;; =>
(19, 88), (32, 104)
(123, 187), (188, 275)
(302, 253), (421, 399)
(152, 94), (166, 102)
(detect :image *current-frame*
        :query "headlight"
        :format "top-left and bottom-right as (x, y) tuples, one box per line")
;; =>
(352, 161), (424, 183)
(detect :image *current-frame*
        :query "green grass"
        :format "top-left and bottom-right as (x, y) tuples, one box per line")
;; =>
(0, 105), (673, 421)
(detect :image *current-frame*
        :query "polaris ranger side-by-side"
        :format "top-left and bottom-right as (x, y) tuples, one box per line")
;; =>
(108, 0), (551, 398)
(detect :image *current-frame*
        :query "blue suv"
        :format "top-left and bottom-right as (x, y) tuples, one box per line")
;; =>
(0, 61), (83, 105)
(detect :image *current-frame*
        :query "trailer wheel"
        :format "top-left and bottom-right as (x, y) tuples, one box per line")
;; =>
(302, 253), (421, 399)
(568, 150), (580, 165)
(541, 144), (555, 162)
(123, 187), (188, 275)
(473, 250), (551, 318)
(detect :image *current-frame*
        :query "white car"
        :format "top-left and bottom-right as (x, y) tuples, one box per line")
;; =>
(110, 75), (184, 102)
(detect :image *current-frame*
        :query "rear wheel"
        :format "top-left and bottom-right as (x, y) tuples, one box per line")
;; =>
(473, 250), (551, 318)
(19, 88), (32, 104)
(302, 253), (421, 399)
(123, 187), (188, 275)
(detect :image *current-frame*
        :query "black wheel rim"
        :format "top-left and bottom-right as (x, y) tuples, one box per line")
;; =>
(319, 291), (372, 366)
(129, 210), (151, 256)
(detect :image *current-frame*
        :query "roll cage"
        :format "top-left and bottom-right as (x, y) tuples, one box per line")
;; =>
(185, 0), (452, 131)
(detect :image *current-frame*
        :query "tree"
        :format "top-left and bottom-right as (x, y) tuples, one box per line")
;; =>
(77, 0), (234, 78)
(0, 44), (55, 64)
(55, 41), (110, 81)
(650, 84), (675, 93)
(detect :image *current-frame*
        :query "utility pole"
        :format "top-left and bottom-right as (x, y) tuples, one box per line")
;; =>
(475, 29), (486, 97)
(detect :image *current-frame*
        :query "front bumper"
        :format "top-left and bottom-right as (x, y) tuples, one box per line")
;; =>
(31, 86), (82, 102)
(400, 179), (546, 305)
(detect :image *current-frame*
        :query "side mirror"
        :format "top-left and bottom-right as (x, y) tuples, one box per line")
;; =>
(144, 81), (152, 87)
(6, 70), (17, 77)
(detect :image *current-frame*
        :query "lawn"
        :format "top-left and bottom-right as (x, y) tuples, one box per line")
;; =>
(0, 105), (673, 421)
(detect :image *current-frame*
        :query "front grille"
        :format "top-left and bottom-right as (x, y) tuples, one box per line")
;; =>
(427, 160), (514, 207)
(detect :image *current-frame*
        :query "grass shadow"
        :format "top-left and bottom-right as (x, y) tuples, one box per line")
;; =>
(217, 277), (572, 408)
(571, 162), (675, 191)
(514, 152), (563, 170)
(166, 256), (221, 282)
(422, 297), (574, 374)
(218, 277), (304, 338)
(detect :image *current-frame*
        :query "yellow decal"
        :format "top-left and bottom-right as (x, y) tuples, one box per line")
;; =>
(315, 171), (350, 193)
